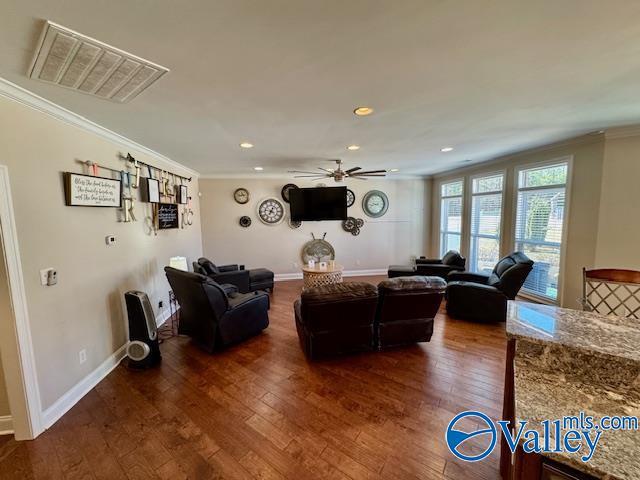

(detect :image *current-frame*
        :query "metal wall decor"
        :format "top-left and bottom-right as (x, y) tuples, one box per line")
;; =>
(346, 189), (355, 207)
(239, 216), (252, 228)
(342, 217), (364, 236)
(301, 233), (335, 263)
(288, 218), (302, 229)
(257, 197), (286, 225)
(281, 184), (298, 203)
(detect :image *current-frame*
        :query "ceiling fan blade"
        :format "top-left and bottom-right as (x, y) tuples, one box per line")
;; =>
(294, 175), (329, 178)
(318, 167), (335, 174)
(352, 174), (386, 177)
(288, 170), (325, 174)
(344, 167), (361, 174)
(351, 169), (387, 175)
(350, 176), (368, 180)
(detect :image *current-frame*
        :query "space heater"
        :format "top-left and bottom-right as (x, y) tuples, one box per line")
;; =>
(124, 291), (161, 368)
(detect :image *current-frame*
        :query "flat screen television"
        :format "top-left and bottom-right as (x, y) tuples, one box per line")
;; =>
(289, 186), (347, 221)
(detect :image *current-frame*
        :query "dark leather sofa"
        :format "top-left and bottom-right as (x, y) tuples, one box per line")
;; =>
(388, 250), (466, 280)
(377, 276), (446, 348)
(294, 277), (446, 359)
(294, 282), (378, 359)
(193, 257), (274, 293)
(446, 252), (534, 322)
(165, 267), (269, 352)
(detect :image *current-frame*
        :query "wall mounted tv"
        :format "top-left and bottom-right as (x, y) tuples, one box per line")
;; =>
(290, 186), (347, 221)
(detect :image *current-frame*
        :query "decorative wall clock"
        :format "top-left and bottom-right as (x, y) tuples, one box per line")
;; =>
(362, 190), (389, 218)
(281, 183), (298, 203)
(346, 189), (355, 208)
(342, 216), (364, 236)
(257, 197), (285, 225)
(239, 216), (252, 228)
(288, 217), (302, 229)
(234, 187), (250, 204)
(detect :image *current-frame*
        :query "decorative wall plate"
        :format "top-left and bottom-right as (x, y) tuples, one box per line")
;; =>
(239, 216), (252, 227)
(343, 216), (364, 235)
(281, 183), (298, 203)
(257, 197), (285, 225)
(301, 233), (335, 263)
(234, 187), (250, 204)
(346, 189), (355, 207)
(362, 190), (389, 218)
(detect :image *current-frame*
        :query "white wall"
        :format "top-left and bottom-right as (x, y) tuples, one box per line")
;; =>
(595, 134), (640, 269)
(200, 178), (428, 275)
(0, 94), (202, 413)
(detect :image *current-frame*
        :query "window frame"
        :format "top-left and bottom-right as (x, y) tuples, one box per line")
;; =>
(468, 170), (506, 273)
(438, 177), (465, 257)
(511, 156), (573, 305)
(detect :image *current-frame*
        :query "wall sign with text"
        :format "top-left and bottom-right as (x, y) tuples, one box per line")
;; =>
(157, 203), (179, 229)
(64, 172), (122, 207)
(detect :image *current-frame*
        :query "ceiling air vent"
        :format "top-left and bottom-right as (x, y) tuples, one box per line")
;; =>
(28, 21), (169, 103)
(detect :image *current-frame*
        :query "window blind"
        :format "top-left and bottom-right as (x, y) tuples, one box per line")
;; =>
(469, 173), (503, 273)
(440, 180), (463, 256)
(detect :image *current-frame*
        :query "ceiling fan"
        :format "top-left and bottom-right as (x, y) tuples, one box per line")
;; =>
(288, 159), (386, 182)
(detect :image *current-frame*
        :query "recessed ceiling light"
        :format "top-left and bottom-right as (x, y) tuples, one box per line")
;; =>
(254, 166), (263, 171)
(354, 106), (374, 116)
(390, 168), (399, 172)
(240, 142), (254, 149)
(441, 147), (454, 152)
(347, 145), (361, 151)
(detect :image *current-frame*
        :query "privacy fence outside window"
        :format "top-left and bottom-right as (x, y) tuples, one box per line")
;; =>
(469, 173), (504, 273)
(514, 162), (568, 301)
(440, 180), (463, 257)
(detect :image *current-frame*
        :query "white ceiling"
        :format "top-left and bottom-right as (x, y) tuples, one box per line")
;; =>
(2, 0), (640, 176)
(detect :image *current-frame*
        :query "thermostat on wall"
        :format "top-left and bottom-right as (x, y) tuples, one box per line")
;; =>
(105, 235), (117, 246)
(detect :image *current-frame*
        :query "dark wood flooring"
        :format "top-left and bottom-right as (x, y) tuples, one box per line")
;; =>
(0, 276), (507, 479)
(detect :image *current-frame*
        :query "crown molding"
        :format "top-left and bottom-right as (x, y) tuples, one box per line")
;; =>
(0, 76), (199, 177)
(604, 124), (640, 139)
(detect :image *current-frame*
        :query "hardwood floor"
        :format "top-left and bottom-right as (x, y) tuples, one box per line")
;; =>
(0, 276), (507, 480)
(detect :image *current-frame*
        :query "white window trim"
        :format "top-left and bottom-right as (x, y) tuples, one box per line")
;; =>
(510, 156), (573, 305)
(437, 177), (465, 257)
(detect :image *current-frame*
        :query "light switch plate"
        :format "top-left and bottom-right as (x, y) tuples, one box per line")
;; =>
(39, 268), (53, 286)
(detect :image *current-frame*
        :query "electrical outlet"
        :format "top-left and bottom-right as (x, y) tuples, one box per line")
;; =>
(40, 268), (55, 286)
(79, 349), (87, 364)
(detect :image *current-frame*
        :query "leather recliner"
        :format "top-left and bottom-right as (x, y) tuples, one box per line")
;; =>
(294, 282), (378, 359)
(165, 267), (269, 352)
(377, 276), (446, 348)
(388, 250), (466, 280)
(446, 252), (534, 322)
(193, 257), (274, 293)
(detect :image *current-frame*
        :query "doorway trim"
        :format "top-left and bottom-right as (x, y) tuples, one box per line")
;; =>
(0, 165), (42, 439)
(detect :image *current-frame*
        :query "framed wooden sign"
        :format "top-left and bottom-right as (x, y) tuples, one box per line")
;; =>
(157, 203), (179, 229)
(177, 185), (188, 204)
(64, 172), (122, 207)
(142, 178), (160, 203)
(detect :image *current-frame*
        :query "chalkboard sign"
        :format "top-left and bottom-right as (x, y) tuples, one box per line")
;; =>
(158, 203), (179, 229)
(64, 172), (122, 207)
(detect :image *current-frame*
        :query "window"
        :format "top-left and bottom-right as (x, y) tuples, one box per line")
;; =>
(514, 162), (569, 301)
(469, 173), (504, 273)
(440, 180), (463, 256)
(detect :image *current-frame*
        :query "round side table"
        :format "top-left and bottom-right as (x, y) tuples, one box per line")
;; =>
(302, 264), (344, 290)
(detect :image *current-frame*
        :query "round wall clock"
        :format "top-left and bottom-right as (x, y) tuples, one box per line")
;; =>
(257, 197), (285, 225)
(281, 183), (298, 203)
(239, 216), (252, 228)
(346, 189), (355, 208)
(234, 187), (250, 204)
(362, 190), (389, 218)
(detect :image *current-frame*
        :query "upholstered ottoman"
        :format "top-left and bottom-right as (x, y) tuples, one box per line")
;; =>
(387, 265), (417, 278)
(249, 268), (275, 292)
(294, 282), (378, 359)
(376, 276), (446, 348)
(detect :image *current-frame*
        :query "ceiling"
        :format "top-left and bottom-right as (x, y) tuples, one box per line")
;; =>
(2, 1), (640, 176)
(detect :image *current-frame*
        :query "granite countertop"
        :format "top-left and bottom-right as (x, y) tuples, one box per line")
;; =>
(506, 301), (640, 480)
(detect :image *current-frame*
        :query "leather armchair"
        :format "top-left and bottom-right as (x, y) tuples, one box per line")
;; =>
(294, 282), (378, 359)
(446, 252), (534, 322)
(376, 276), (446, 348)
(194, 258), (274, 293)
(415, 250), (466, 279)
(165, 267), (269, 352)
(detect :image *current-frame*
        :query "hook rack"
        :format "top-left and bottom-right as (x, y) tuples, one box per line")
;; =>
(120, 153), (192, 183)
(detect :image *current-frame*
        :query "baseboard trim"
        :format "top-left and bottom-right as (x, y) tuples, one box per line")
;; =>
(41, 344), (127, 430)
(155, 307), (179, 327)
(275, 268), (387, 282)
(0, 415), (13, 435)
